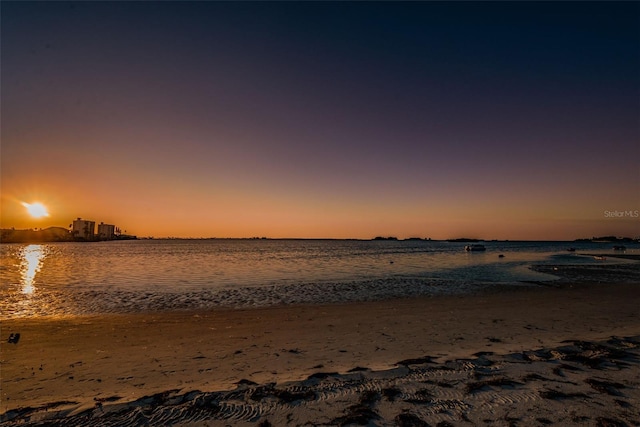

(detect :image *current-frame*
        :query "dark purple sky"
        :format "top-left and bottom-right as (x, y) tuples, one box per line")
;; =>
(2, 1), (638, 238)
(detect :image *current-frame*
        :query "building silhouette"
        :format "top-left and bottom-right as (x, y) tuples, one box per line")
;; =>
(71, 218), (96, 241)
(97, 222), (116, 240)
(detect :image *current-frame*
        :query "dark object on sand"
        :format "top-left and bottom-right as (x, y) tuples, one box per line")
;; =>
(8, 333), (20, 344)
(498, 254), (505, 258)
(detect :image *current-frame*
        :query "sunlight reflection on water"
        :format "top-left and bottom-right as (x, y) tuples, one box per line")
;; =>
(20, 244), (46, 295)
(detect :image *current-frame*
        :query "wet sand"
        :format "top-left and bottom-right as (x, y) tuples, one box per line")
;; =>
(1, 273), (639, 425)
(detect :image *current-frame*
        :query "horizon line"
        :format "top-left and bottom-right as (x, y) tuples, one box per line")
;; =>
(2, 227), (638, 244)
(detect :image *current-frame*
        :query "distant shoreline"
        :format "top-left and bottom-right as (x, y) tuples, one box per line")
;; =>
(1, 227), (638, 244)
(1, 239), (636, 245)
(0, 227), (137, 244)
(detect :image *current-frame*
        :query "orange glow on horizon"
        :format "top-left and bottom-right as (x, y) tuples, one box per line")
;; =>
(0, 178), (637, 240)
(0, 192), (638, 241)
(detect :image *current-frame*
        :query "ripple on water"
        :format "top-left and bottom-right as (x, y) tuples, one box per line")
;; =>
(3, 240), (633, 319)
(1, 277), (500, 319)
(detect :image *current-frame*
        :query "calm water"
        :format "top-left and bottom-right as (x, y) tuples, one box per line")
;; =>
(1, 239), (637, 319)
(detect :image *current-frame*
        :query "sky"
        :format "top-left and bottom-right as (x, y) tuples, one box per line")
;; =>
(1, 1), (639, 240)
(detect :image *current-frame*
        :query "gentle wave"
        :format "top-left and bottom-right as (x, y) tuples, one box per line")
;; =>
(0, 276), (507, 318)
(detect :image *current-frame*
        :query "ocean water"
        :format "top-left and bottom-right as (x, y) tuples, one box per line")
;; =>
(0, 239), (637, 319)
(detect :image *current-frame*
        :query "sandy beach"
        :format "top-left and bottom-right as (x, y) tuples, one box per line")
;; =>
(2, 263), (640, 426)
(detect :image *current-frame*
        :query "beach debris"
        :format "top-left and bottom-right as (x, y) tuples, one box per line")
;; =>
(498, 254), (505, 258)
(7, 333), (20, 344)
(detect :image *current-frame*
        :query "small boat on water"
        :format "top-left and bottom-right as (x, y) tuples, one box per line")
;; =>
(567, 247), (576, 252)
(464, 244), (486, 252)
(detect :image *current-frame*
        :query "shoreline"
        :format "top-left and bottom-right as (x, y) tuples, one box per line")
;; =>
(2, 279), (639, 425)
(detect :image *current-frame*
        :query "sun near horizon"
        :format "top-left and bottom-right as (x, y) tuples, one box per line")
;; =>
(21, 202), (49, 219)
